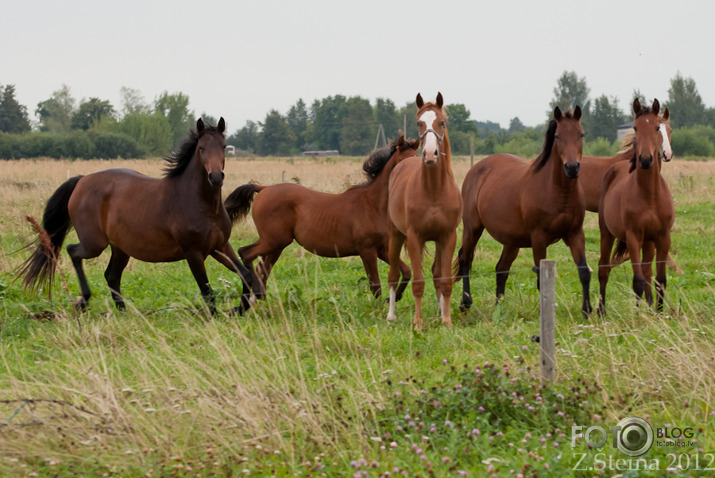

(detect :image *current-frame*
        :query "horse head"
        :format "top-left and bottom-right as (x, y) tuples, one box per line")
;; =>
(553, 105), (584, 179)
(196, 117), (227, 187)
(416, 92), (448, 166)
(632, 98), (662, 170)
(659, 107), (673, 161)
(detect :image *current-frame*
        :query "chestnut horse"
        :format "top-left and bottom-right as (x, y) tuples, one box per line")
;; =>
(386, 93), (462, 330)
(580, 108), (679, 273)
(457, 106), (592, 318)
(580, 108), (672, 211)
(598, 99), (674, 314)
(224, 136), (418, 302)
(18, 118), (252, 315)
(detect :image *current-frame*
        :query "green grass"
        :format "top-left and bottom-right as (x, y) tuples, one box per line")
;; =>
(0, 161), (714, 477)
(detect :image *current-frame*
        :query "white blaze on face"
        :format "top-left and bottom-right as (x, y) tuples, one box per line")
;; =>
(659, 123), (673, 160)
(419, 110), (439, 161)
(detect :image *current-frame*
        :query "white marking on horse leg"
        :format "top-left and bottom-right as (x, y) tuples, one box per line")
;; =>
(438, 294), (444, 316)
(387, 287), (397, 321)
(659, 123), (672, 160)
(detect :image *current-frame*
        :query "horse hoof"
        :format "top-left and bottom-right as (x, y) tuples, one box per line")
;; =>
(387, 314), (397, 322)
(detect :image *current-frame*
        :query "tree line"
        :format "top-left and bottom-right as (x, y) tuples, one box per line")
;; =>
(2, 71), (715, 159)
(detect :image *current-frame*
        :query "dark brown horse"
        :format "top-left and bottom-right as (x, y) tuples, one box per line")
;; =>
(456, 106), (592, 318)
(386, 93), (462, 330)
(18, 118), (252, 315)
(224, 136), (418, 302)
(598, 98), (675, 314)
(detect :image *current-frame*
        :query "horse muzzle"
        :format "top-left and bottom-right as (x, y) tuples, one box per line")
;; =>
(639, 156), (654, 170)
(423, 149), (439, 166)
(208, 170), (225, 187)
(563, 161), (580, 179)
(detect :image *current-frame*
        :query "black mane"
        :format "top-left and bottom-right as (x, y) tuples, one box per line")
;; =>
(163, 123), (223, 178)
(349, 137), (402, 189)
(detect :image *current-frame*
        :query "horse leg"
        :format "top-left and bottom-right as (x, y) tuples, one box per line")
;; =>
(66, 240), (106, 311)
(359, 249), (381, 298)
(184, 253), (215, 316)
(625, 232), (646, 305)
(654, 235), (671, 312)
(563, 229), (592, 318)
(597, 227), (616, 317)
(104, 246), (130, 310)
(239, 240), (286, 300)
(641, 241), (655, 306)
(211, 243), (254, 314)
(436, 233), (457, 328)
(379, 248), (411, 302)
(458, 224), (484, 311)
(405, 232), (425, 331)
(495, 245), (520, 301)
(386, 229), (406, 321)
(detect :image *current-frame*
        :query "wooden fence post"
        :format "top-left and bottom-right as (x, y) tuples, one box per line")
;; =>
(539, 259), (556, 382)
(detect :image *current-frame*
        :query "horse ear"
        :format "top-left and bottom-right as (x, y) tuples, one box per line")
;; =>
(633, 98), (642, 116)
(662, 107), (670, 121)
(217, 117), (226, 134)
(436, 92), (443, 108)
(416, 93), (424, 108)
(652, 98), (660, 116)
(553, 106), (563, 121)
(573, 105), (582, 120)
(197, 118), (205, 134)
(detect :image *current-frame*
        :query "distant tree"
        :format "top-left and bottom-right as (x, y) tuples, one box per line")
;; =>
(71, 97), (116, 130)
(549, 71), (591, 118)
(35, 84), (76, 133)
(589, 95), (626, 142)
(474, 120), (501, 138)
(286, 99), (309, 150)
(154, 91), (193, 149)
(340, 96), (374, 155)
(399, 101), (419, 140)
(116, 113), (173, 156)
(374, 98), (401, 140)
(310, 95), (347, 150)
(445, 104), (478, 134)
(120, 86), (150, 116)
(257, 110), (295, 155)
(0, 84), (31, 133)
(200, 113), (218, 127)
(508, 117), (525, 133)
(228, 120), (259, 152)
(666, 73), (707, 128)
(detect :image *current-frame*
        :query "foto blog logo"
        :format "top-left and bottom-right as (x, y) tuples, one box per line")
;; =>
(572, 417), (654, 457)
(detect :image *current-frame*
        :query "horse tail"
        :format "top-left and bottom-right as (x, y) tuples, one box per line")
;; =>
(610, 239), (630, 265)
(224, 183), (264, 225)
(17, 175), (83, 295)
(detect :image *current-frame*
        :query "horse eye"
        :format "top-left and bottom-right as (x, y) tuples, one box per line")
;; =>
(440, 121), (445, 127)
(554, 135), (560, 139)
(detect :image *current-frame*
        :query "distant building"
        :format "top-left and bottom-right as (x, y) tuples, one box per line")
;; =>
(226, 145), (236, 156)
(616, 122), (633, 141)
(302, 150), (340, 157)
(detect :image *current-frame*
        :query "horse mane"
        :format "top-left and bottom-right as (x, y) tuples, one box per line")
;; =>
(163, 123), (223, 178)
(530, 115), (559, 173)
(351, 136), (414, 188)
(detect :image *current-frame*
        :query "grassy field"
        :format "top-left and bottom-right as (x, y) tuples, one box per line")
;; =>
(0, 156), (714, 477)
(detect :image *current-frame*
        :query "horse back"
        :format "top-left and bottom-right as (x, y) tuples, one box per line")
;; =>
(579, 155), (627, 212)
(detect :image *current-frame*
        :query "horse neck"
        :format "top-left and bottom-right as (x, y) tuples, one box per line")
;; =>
(421, 134), (454, 194)
(634, 158), (664, 197)
(545, 148), (579, 193)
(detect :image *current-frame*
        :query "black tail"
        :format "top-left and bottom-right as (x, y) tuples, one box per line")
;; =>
(611, 239), (630, 264)
(224, 183), (263, 225)
(17, 175), (83, 295)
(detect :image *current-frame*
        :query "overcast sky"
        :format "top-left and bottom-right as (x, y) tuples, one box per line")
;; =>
(2, 0), (713, 133)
